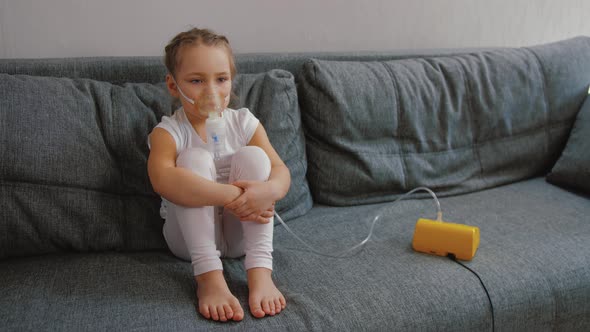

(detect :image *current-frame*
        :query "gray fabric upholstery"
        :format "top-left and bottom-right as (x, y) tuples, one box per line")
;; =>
(1, 37), (589, 331)
(0, 49), (491, 84)
(440, 178), (590, 331)
(0, 250), (491, 331)
(0, 70), (312, 259)
(297, 37), (590, 206)
(547, 95), (590, 193)
(1, 178), (587, 331)
(0, 74), (171, 259)
(232, 70), (312, 220)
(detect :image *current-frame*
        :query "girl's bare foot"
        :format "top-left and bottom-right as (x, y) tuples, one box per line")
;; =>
(247, 267), (286, 318)
(195, 270), (244, 322)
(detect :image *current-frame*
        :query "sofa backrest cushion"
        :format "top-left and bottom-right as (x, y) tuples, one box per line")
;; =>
(0, 70), (311, 259)
(0, 74), (171, 259)
(233, 70), (313, 220)
(298, 37), (590, 205)
(546, 94), (590, 194)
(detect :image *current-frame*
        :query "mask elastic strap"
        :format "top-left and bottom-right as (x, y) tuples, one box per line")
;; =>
(170, 76), (195, 104)
(170, 75), (231, 105)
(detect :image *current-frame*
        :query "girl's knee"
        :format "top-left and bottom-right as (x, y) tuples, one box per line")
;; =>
(235, 146), (268, 161)
(176, 148), (215, 179)
(232, 146), (271, 181)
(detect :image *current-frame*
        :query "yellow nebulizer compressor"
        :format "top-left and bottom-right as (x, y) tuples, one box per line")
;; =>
(412, 218), (480, 261)
(273, 186), (480, 261)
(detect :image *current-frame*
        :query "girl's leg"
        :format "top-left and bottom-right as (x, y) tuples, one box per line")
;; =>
(164, 148), (222, 276)
(164, 147), (244, 322)
(225, 146), (286, 318)
(224, 146), (273, 271)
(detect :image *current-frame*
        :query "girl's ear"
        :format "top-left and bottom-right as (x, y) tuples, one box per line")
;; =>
(165, 74), (180, 98)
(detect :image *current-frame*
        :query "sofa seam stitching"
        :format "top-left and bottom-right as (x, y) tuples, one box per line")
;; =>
(453, 55), (487, 186)
(0, 179), (159, 199)
(280, 73), (310, 200)
(381, 62), (409, 189)
(312, 61), (321, 191)
(524, 47), (552, 160)
(281, 74), (308, 179)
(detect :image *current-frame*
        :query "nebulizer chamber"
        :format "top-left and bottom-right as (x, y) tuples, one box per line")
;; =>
(199, 93), (227, 161)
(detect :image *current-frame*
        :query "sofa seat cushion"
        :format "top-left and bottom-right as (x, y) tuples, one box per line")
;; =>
(2, 178), (588, 331)
(278, 177), (590, 331)
(436, 178), (590, 331)
(298, 37), (590, 206)
(0, 249), (491, 331)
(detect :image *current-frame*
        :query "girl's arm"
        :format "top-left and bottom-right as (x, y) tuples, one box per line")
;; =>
(224, 124), (291, 221)
(147, 128), (242, 207)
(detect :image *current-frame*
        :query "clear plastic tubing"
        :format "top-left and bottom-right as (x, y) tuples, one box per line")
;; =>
(273, 187), (442, 258)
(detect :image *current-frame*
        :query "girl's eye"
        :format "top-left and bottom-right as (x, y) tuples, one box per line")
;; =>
(217, 77), (229, 83)
(190, 79), (202, 84)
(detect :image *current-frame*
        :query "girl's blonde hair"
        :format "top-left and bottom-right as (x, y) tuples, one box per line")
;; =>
(164, 28), (236, 79)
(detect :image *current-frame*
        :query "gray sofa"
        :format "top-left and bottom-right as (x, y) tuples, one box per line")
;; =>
(1, 37), (589, 331)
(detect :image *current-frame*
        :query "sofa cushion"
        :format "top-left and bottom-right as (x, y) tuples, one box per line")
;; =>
(232, 70), (313, 221)
(439, 178), (590, 331)
(0, 70), (311, 260)
(2, 178), (588, 330)
(0, 239), (492, 331)
(546, 93), (590, 193)
(298, 37), (590, 206)
(0, 73), (172, 260)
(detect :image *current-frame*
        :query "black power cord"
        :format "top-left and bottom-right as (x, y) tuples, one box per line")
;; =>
(448, 254), (495, 332)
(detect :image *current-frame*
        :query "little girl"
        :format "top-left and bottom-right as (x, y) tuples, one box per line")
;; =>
(147, 28), (289, 322)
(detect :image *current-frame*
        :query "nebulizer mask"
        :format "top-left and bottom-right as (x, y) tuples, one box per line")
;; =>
(172, 76), (228, 160)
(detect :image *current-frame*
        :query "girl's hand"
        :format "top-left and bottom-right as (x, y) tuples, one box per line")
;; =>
(225, 180), (276, 223)
(251, 204), (276, 224)
(232, 203), (275, 224)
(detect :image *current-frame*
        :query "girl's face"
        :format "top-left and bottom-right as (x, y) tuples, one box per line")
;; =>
(167, 44), (232, 121)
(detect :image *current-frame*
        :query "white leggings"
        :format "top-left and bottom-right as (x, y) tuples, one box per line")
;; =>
(162, 146), (274, 276)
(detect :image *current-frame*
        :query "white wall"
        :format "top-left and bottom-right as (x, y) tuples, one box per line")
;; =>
(1, 0), (588, 59)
